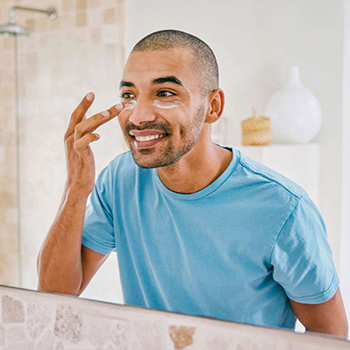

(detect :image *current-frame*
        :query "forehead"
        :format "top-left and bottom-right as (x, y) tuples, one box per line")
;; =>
(122, 49), (198, 92)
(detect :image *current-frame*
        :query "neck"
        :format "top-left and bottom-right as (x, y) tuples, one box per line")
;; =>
(156, 140), (232, 194)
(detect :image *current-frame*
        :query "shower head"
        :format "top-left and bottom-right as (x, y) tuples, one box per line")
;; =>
(0, 6), (57, 37)
(0, 23), (30, 36)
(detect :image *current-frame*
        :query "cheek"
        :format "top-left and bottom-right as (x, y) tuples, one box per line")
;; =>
(117, 110), (132, 133)
(118, 109), (129, 121)
(180, 125), (186, 137)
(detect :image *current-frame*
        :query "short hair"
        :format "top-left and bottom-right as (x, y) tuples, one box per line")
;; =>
(131, 29), (219, 97)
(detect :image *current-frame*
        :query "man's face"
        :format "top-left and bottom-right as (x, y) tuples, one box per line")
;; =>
(118, 48), (206, 169)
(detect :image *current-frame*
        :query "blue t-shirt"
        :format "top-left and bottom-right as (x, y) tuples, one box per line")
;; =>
(81, 145), (339, 330)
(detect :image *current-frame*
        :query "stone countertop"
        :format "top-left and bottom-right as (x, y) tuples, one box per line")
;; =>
(1, 284), (349, 349)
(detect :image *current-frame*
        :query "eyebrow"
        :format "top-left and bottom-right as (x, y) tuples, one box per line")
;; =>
(119, 75), (183, 89)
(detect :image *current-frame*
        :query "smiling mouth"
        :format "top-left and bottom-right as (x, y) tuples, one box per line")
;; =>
(131, 134), (169, 149)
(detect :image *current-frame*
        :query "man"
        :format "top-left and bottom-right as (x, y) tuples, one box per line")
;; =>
(37, 29), (348, 338)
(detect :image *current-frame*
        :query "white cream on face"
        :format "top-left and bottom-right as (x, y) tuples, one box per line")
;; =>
(152, 99), (183, 109)
(121, 99), (183, 110)
(123, 99), (137, 110)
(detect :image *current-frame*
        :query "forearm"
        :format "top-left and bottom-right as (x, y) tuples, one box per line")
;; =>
(305, 326), (348, 340)
(37, 186), (89, 296)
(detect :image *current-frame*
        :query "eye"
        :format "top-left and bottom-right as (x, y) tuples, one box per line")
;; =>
(158, 90), (175, 97)
(119, 92), (135, 99)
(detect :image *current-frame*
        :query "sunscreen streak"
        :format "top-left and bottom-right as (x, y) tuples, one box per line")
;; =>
(122, 99), (183, 110)
(123, 99), (137, 110)
(152, 100), (183, 109)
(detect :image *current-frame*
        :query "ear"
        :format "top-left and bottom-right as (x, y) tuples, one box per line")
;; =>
(205, 89), (225, 124)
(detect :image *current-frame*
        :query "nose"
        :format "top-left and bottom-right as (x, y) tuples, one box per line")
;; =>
(128, 97), (156, 126)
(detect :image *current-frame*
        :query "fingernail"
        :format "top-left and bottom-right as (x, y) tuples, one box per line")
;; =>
(86, 92), (94, 101)
(115, 103), (123, 110)
(102, 111), (109, 117)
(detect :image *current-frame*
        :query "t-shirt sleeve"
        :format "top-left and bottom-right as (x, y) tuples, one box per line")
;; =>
(81, 164), (116, 255)
(270, 195), (340, 304)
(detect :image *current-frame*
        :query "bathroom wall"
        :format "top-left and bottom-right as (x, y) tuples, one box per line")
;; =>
(1, 285), (349, 349)
(0, 6), (19, 287)
(340, 0), (350, 328)
(0, 0), (126, 303)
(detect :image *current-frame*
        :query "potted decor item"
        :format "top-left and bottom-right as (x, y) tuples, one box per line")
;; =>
(241, 108), (272, 145)
(265, 66), (322, 144)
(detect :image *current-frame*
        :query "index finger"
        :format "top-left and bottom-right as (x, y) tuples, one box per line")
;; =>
(74, 102), (124, 140)
(65, 92), (95, 139)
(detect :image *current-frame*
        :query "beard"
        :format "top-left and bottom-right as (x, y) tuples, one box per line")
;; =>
(129, 102), (205, 169)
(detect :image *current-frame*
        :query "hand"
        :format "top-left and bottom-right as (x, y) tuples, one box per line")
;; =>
(63, 92), (123, 196)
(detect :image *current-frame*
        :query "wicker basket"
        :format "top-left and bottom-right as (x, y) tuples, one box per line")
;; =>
(241, 108), (272, 145)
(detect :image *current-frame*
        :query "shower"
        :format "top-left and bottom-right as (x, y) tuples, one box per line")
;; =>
(0, 6), (57, 36)
(0, 5), (58, 288)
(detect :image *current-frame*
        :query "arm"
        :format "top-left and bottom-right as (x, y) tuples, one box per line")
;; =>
(271, 196), (347, 338)
(37, 186), (109, 295)
(37, 92), (123, 295)
(289, 288), (348, 339)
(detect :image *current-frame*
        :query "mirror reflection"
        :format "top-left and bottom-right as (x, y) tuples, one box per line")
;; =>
(1, 0), (349, 342)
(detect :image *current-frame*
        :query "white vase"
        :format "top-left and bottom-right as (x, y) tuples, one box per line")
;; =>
(265, 66), (322, 144)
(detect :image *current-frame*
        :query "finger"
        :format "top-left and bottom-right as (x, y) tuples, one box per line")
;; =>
(74, 133), (100, 157)
(74, 103), (124, 142)
(65, 92), (95, 139)
(64, 112), (88, 144)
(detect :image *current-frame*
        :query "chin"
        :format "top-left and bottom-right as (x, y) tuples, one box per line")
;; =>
(130, 151), (177, 169)
(133, 160), (163, 169)
(130, 151), (159, 169)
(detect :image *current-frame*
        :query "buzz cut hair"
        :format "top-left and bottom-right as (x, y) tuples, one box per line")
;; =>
(131, 29), (219, 97)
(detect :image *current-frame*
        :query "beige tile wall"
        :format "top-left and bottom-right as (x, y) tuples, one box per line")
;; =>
(0, 6), (19, 286)
(0, 0), (127, 301)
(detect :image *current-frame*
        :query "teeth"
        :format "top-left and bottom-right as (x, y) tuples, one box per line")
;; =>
(135, 134), (165, 142)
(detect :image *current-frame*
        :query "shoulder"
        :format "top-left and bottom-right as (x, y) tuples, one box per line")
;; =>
(235, 148), (308, 200)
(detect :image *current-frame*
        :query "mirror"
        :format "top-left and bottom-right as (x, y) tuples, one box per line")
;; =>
(0, 0), (349, 342)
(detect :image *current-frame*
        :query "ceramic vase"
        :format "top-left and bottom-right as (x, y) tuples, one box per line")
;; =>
(265, 66), (322, 144)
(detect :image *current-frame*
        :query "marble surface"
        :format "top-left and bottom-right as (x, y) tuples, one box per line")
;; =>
(0, 285), (349, 349)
